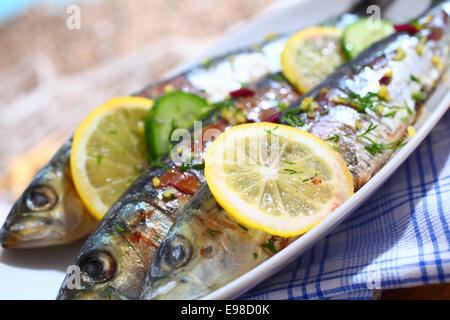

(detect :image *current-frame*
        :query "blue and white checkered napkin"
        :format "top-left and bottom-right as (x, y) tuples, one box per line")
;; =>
(242, 111), (450, 300)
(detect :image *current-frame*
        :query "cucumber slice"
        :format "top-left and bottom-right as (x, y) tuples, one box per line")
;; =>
(145, 91), (208, 161)
(342, 18), (394, 59)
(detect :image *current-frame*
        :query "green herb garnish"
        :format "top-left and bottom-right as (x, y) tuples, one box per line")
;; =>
(238, 224), (248, 231)
(253, 252), (258, 259)
(97, 155), (102, 165)
(261, 239), (277, 254)
(179, 162), (205, 172)
(410, 75), (421, 83)
(281, 113), (304, 127)
(115, 224), (125, 232)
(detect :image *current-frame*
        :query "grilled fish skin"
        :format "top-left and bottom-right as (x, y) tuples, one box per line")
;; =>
(141, 4), (450, 300)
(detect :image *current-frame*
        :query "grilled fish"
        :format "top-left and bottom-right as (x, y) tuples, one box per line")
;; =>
(141, 3), (450, 300)
(56, 0), (397, 299)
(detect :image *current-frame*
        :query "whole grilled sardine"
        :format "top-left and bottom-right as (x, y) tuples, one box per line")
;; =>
(56, 1), (401, 300)
(141, 3), (450, 300)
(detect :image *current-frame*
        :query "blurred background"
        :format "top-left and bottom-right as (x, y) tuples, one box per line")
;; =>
(0, 0), (276, 212)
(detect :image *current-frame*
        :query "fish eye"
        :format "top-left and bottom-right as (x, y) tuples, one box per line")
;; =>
(79, 251), (116, 283)
(25, 186), (58, 211)
(161, 235), (193, 270)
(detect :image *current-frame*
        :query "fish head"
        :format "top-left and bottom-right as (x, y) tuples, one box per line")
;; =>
(0, 145), (97, 249)
(57, 200), (166, 300)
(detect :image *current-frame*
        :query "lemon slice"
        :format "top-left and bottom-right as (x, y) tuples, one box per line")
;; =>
(281, 26), (345, 93)
(71, 97), (153, 220)
(205, 123), (354, 237)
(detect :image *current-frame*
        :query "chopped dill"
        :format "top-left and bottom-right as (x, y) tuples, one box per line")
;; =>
(327, 134), (340, 142)
(115, 224), (125, 232)
(261, 238), (277, 254)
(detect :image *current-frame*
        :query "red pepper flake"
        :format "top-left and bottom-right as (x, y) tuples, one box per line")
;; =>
(229, 87), (255, 99)
(262, 111), (281, 123)
(310, 177), (322, 185)
(379, 76), (392, 85)
(394, 24), (419, 35)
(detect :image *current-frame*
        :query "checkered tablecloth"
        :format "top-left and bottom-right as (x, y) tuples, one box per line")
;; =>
(242, 111), (450, 300)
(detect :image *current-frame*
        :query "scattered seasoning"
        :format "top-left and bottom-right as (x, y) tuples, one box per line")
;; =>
(127, 178), (134, 184)
(261, 238), (277, 254)
(179, 162), (205, 172)
(264, 32), (278, 42)
(283, 161), (296, 165)
(410, 75), (421, 83)
(277, 100), (289, 111)
(364, 138), (406, 156)
(400, 116), (409, 123)
(229, 87), (255, 99)
(378, 85), (391, 101)
(357, 123), (378, 138)
(262, 111), (282, 123)
(281, 113), (304, 127)
(412, 91), (425, 101)
(238, 224), (248, 231)
(432, 55), (441, 68)
(207, 229), (222, 237)
(115, 224), (125, 232)
(253, 252), (258, 259)
(108, 130), (117, 134)
(358, 124), (406, 155)
(202, 57), (213, 68)
(383, 111), (397, 118)
(284, 169), (303, 175)
(107, 294), (112, 300)
(152, 177), (161, 187)
(404, 101), (413, 115)
(416, 36), (427, 55)
(392, 47), (407, 61)
(320, 109), (330, 116)
(327, 134), (340, 142)
(264, 125), (279, 137)
(268, 73), (286, 83)
(97, 155), (103, 165)
(394, 24), (419, 34)
(162, 188), (177, 199)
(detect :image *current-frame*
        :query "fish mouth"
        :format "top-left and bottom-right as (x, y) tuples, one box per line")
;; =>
(0, 217), (63, 249)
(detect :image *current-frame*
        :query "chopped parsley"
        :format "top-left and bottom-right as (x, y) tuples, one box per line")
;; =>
(281, 113), (304, 127)
(96, 155), (103, 165)
(327, 134), (340, 142)
(253, 252), (258, 259)
(264, 125), (279, 136)
(207, 229), (222, 237)
(180, 162), (205, 172)
(115, 224), (125, 232)
(238, 224), (248, 231)
(261, 238), (277, 254)
(410, 75), (421, 83)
